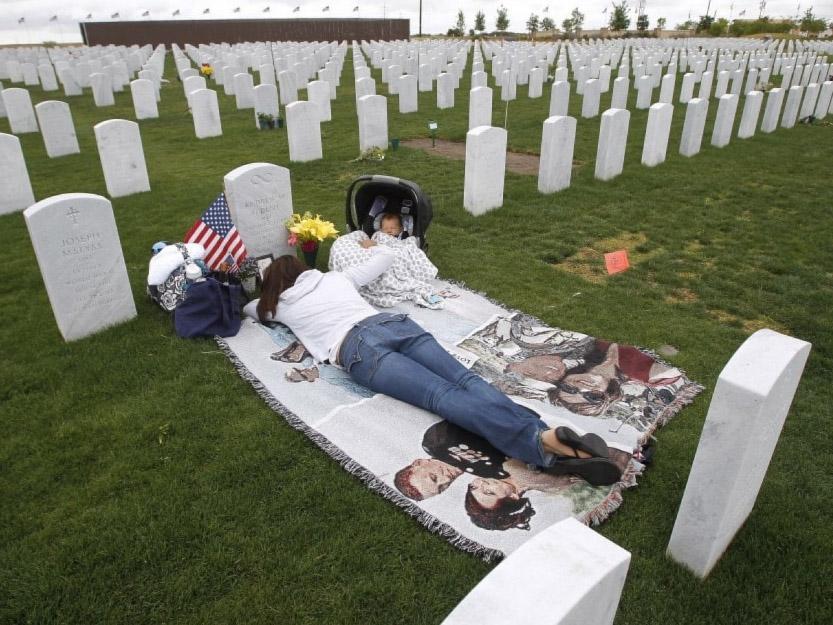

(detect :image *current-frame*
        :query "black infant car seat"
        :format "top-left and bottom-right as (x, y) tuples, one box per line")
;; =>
(345, 175), (434, 249)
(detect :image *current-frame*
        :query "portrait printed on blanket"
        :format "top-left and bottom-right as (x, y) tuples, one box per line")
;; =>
(393, 420), (632, 532)
(457, 314), (687, 434)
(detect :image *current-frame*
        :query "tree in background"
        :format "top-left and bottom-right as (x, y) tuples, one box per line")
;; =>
(474, 10), (486, 33)
(541, 16), (555, 31)
(456, 10), (466, 34)
(562, 17), (575, 35)
(676, 19), (696, 29)
(657, 17), (666, 30)
(609, 1), (631, 31)
(527, 13), (540, 38)
(570, 7), (585, 33)
(496, 5), (510, 31)
(636, 13), (649, 31)
(696, 14), (715, 32)
(799, 8), (827, 35)
(709, 17), (729, 36)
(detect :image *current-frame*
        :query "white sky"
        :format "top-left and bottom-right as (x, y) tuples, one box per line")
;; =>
(2, 0), (831, 45)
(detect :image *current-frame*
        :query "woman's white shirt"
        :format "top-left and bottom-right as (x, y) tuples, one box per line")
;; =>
(244, 245), (395, 363)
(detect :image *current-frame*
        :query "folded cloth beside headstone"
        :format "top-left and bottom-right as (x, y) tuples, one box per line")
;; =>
(147, 242), (206, 285)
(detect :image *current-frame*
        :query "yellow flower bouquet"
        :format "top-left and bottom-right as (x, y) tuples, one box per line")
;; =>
(200, 64), (214, 78)
(285, 212), (339, 254)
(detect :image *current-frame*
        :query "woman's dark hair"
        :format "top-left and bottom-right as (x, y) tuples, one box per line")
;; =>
(256, 255), (308, 322)
(464, 485), (535, 531)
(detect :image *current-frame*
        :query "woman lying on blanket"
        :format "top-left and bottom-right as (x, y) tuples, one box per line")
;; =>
(251, 250), (623, 487)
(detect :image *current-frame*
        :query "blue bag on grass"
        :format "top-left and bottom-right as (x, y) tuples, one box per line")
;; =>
(174, 277), (243, 338)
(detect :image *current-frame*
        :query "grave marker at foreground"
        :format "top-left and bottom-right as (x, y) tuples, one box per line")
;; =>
(223, 163), (294, 259)
(668, 329), (811, 578)
(23, 193), (137, 341)
(464, 126), (506, 215)
(93, 119), (151, 198)
(441, 518), (630, 625)
(0, 133), (36, 214)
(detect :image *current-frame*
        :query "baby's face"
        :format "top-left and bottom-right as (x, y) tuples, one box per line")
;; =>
(381, 217), (402, 236)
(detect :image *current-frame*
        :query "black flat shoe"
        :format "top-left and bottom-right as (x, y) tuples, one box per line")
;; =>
(555, 426), (609, 459)
(542, 456), (623, 486)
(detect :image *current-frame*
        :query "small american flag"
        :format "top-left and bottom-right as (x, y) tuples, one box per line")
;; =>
(184, 193), (247, 270)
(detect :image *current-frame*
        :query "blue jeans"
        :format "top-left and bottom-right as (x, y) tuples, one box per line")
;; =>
(339, 313), (552, 467)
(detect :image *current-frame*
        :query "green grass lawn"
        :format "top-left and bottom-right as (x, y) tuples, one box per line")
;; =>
(1, 49), (832, 624)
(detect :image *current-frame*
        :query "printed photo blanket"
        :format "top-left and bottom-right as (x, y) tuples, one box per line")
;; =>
(218, 279), (702, 561)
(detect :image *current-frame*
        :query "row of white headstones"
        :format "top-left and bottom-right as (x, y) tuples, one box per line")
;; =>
(7, 36), (829, 216)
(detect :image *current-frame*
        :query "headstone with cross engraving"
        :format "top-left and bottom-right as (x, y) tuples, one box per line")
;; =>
(23, 193), (137, 341)
(223, 163), (294, 259)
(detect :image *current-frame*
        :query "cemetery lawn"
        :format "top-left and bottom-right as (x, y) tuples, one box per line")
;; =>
(2, 52), (832, 625)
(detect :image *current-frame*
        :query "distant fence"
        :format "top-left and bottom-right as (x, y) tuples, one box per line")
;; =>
(79, 19), (410, 47)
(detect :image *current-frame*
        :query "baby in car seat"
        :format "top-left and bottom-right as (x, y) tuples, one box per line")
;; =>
(379, 213), (407, 239)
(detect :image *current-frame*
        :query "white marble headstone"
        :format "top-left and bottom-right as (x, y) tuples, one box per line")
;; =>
(35, 101), (80, 158)
(549, 80), (570, 117)
(737, 91), (763, 139)
(679, 97), (708, 157)
(223, 163), (294, 259)
(595, 108), (630, 181)
(357, 94), (388, 153)
(610, 77), (629, 109)
(397, 74), (418, 114)
(538, 115), (576, 194)
(581, 78), (601, 118)
(437, 72), (455, 109)
(441, 518), (630, 625)
(0, 133), (36, 214)
(90, 72), (115, 107)
(711, 94), (739, 148)
(2, 88), (39, 134)
(468, 86), (493, 130)
(285, 100), (323, 162)
(23, 193), (137, 341)
(130, 79), (158, 120)
(93, 119), (151, 198)
(642, 102), (673, 167)
(233, 73), (255, 109)
(190, 88), (222, 139)
(464, 125), (506, 215)
(667, 329), (811, 578)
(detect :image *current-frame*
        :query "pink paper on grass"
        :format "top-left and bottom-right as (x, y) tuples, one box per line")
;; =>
(605, 250), (630, 275)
